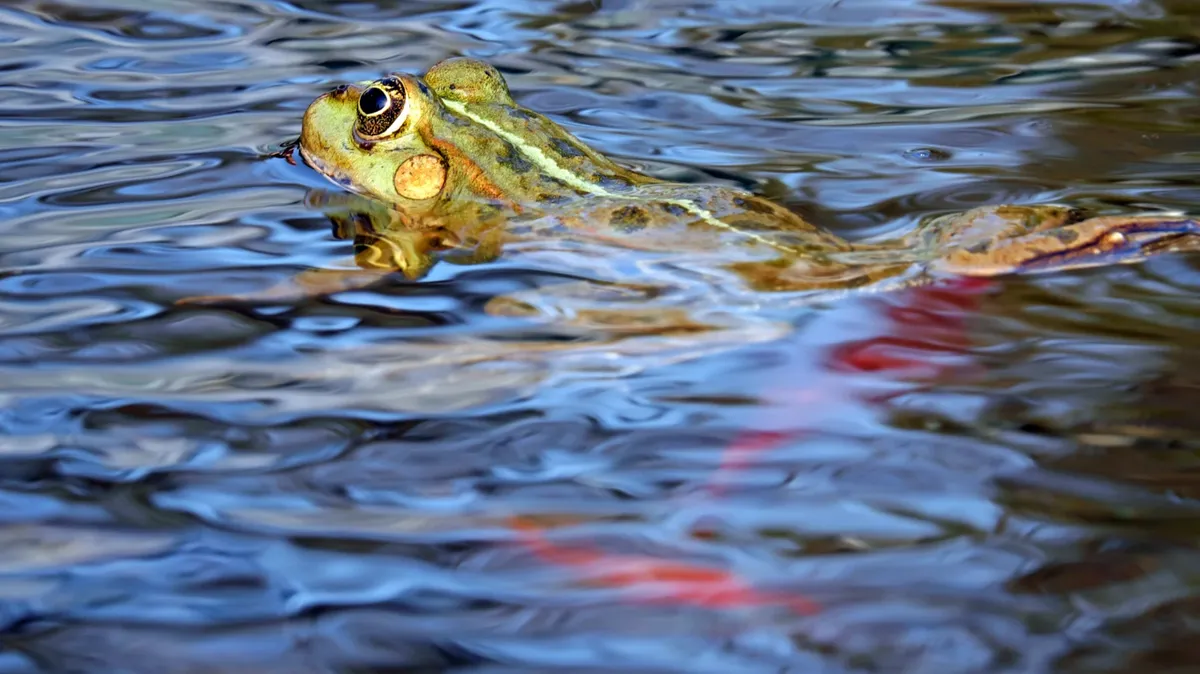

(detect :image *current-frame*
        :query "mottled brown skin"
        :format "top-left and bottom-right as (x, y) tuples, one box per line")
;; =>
(185, 57), (1199, 317)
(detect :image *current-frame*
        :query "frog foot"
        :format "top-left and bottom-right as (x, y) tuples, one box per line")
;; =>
(932, 213), (1199, 276)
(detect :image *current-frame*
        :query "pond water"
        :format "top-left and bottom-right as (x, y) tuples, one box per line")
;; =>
(1, 0), (1199, 671)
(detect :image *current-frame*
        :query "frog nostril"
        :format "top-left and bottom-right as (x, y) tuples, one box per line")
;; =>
(358, 87), (390, 116)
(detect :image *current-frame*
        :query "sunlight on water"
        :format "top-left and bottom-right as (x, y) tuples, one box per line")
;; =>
(0, 0), (1197, 671)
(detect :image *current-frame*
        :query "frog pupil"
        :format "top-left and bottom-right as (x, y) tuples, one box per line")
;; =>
(359, 87), (389, 116)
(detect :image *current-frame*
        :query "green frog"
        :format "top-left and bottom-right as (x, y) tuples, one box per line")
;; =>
(193, 57), (1198, 332)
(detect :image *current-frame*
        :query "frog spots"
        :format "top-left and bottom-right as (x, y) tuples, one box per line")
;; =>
(438, 109), (471, 127)
(731, 196), (777, 215)
(497, 142), (533, 173)
(660, 203), (687, 217)
(1053, 228), (1081, 244)
(609, 205), (650, 233)
(536, 192), (572, 205)
(465, 202), (505, 226)
(727, 218), (768, 232)
(394, 154), (447, 200)
(770, 232), (823, 252)
(550, 138), (584, 159)
(596, 175), (634, 192)
(535, 174), (585, 204)
(506, 106), (535, 121)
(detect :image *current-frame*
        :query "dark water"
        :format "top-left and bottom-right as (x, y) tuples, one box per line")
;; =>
(1, 0), (1199, 671)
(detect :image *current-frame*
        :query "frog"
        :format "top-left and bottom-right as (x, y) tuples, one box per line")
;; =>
(188, 57), (1199, 337)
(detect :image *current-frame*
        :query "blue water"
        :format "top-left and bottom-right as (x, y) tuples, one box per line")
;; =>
(0, 0), (1198, 671)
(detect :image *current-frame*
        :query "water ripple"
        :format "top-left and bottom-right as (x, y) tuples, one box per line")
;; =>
(0, 0), (1197, 671)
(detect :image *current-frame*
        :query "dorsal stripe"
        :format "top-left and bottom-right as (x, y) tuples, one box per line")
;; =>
(441, 99), (799, 255)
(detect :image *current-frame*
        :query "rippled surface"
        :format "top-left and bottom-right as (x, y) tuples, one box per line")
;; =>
(1, 0), (1199, 671)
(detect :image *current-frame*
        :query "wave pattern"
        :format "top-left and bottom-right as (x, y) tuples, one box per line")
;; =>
(0, 0), (1198, 671)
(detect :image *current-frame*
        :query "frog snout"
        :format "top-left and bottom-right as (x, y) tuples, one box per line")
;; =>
(299, 89), (356, 152)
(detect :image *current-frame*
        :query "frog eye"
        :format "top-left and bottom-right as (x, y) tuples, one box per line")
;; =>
(358, 87), (390, 116)
(355, 81), (408, 139)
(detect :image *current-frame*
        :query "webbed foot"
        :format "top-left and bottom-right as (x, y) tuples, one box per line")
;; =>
(932, 212), (1199, 276)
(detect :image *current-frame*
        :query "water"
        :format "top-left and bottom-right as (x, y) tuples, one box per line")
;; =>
(1, 0), (1199, 671)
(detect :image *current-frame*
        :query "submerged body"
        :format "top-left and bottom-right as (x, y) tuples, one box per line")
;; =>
(228, 57), (1197, 324)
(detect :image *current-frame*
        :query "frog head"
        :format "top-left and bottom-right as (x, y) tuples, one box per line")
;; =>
(298, 58), (655, 229)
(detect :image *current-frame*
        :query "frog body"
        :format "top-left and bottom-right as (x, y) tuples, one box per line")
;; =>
(206, 57), (1197, 326)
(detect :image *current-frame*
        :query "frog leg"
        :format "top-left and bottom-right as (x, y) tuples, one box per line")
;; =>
(725, 204), (1197, 298)
(927, 206), (1200, 276)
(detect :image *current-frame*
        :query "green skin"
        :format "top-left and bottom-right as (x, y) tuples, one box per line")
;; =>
(187, 57), (1199, 327)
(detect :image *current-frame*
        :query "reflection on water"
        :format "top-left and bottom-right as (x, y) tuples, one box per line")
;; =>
(0, 0), (1198, 671)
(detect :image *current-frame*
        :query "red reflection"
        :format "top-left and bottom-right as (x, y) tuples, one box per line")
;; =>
(708, 429), (800, 497)
(508, 516), (821, 615)
(505, 276), (994, 618)
(831, 277), (993, 376)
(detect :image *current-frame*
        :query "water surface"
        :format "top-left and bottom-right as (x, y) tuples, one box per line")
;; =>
(0, 0), (1199, 671)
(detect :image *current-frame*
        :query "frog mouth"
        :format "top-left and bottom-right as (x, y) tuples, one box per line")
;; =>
(296, 142), (358, 193)
(296, 142), (328, 176)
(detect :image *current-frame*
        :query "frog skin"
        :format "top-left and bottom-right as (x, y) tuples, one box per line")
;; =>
(189, 57), (1199, 332)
